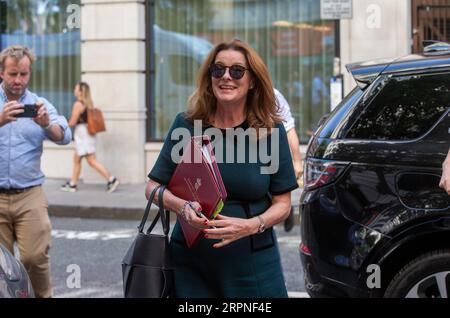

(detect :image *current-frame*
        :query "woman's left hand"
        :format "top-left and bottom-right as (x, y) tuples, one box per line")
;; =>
(203, 214), (257, 248)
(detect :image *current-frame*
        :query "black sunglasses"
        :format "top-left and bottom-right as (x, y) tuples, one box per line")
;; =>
(209, 63), (248, 80)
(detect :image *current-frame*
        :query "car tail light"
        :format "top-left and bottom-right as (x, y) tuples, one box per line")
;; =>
(303, 158), (349, 190)
(299, 242), (311, 256)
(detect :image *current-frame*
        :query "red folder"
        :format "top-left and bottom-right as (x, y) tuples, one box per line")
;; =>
(168, 135), (227, 248)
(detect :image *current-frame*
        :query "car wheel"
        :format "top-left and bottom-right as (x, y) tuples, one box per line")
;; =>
(384, 249), (450, 298)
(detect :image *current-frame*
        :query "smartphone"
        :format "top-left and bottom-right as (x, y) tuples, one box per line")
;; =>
(15, 104), (38, 118)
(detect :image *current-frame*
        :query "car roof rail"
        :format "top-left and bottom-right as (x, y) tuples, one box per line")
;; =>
(423, 40), (450, 56)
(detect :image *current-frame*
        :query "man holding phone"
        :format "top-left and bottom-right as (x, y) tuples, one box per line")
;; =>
(0, 45), (71, 298)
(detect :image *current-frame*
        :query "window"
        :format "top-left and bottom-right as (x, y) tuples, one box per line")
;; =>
(169, 55), (200, 86)
(149, 0), (336, 141)
(412, 0), (450, 53)
(0, 0), (81, 119)
(347, 72), (450, 141)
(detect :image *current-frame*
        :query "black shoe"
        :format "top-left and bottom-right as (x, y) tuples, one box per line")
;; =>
(284, 206), (295, 232)
(61, 181), (77, 192)
(106, 177), (120, 193)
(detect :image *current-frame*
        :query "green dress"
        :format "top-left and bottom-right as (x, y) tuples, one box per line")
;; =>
(149, 113), (298, 298)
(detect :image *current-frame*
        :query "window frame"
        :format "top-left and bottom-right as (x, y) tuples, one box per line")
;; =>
(146, 0), (160, 142)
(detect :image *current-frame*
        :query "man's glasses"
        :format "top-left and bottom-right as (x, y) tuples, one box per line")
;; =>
(209, 63), (248, 80)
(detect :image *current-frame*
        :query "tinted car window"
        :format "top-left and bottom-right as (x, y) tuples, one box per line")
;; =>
(317, 87), (363, 139)
(347, 72), (450, 141)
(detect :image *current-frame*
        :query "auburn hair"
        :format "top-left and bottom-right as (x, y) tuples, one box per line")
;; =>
(186, 39), (281, 134)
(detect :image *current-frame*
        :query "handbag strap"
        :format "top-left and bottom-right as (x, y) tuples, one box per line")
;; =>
(145, 185), (170, 236)
(157, 185), (170, 236)
(137, 185), (161, 233)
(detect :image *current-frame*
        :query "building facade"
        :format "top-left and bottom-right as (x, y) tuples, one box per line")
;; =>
(0, 0), (448, 183)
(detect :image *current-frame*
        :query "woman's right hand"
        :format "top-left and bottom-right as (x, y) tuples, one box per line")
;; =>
(178, 201), (209, 230)
(145, 181), (208, 228)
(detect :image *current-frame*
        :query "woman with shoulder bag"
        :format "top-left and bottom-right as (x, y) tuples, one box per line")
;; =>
(146, 39), (298, 298)
(61, 82), (119, 193)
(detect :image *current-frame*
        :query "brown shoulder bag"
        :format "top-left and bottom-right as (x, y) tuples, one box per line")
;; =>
(87, 108), (106, 135)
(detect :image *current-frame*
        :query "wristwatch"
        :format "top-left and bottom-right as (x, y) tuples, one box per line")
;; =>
(256, 215), (266, 234)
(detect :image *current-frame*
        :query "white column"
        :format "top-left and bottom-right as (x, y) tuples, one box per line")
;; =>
(81, 0), (146, 184)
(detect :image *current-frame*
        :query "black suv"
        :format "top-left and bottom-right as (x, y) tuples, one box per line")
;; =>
(299, 42), (450, 298)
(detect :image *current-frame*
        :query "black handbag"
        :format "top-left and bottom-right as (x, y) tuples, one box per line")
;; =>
(122, 185), (174, 298)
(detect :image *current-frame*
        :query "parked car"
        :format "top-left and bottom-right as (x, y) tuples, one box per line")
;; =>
(0, 244), (34, 298)
(299, 41), (450, 298)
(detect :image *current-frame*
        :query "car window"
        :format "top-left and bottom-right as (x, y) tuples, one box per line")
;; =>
(317, 87), (363, 139)
(346, 72), (450, 141)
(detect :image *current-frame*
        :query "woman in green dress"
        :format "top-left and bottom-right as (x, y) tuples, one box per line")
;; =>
(146, 39), (298, 298)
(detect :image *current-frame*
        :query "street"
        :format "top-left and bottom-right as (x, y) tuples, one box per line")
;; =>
(48, 216), (306, 298)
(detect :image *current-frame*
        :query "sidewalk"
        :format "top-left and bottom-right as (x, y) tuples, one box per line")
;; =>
(43, 178), (302, 221)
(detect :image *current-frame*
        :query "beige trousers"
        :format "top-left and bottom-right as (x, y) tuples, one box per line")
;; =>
(0, 186), (53, 298)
